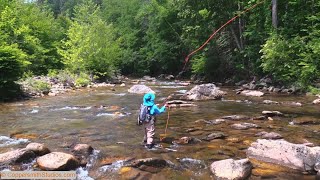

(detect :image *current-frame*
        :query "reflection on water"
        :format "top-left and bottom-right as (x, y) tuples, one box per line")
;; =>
(0, 81), (319, 179)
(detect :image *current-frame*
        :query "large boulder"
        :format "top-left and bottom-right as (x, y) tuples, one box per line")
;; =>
(37, 152), (80, 170)
(128, 85), (155, 94)
(180, 83), (226, 101)
(0, 148), (35, 165)
(26, 143), (50, 156)
(247, 139), (320, 171)
(210, 159), (252, 180)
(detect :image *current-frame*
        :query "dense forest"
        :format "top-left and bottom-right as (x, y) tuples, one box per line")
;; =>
(0, 0), (319, 100)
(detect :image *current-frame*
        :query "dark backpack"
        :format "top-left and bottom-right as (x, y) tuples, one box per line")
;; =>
(137, 104), (152, 125)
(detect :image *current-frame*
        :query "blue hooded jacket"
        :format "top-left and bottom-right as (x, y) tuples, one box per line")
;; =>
(143, 93), (166, 115)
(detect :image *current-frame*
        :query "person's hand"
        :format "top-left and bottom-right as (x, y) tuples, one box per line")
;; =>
(164, 103), (169, 107)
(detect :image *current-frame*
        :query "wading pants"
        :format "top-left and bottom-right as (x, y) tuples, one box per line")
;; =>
(143, 119), (155, 145)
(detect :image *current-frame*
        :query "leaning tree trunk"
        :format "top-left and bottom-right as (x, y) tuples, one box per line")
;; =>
(272, 0), (278, 28)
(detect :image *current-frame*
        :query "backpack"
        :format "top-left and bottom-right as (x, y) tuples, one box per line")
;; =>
(137, 104), (152, 125)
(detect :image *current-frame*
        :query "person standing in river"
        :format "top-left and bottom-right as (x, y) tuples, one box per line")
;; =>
(138, 93), (167, 149)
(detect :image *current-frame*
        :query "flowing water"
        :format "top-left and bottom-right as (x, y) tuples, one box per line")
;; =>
(0, 81), (319, 179)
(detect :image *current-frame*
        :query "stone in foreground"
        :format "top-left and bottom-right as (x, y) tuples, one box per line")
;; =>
(210, 158), (252, 180)
(37, 152), (80, 170)
(247, 139), (320, 171)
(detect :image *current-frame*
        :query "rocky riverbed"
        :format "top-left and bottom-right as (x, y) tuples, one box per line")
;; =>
(0, 78), (320, 179)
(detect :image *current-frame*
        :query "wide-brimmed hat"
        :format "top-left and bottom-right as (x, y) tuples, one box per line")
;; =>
(143, 93), (155, 106)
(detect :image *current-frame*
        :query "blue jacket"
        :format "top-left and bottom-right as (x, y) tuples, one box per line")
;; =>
(143, 93), (166, 115)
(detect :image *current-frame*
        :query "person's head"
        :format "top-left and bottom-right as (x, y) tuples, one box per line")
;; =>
(143, 93), (155, 106)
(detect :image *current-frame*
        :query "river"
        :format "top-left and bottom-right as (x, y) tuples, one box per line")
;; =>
(0, 80), (319, 179)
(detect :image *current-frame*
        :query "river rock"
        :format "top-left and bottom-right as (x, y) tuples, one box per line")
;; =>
(37, 152), (80, 170)
(207, 119), (226, 125)
(262, 111), (283, 117)
(231, 123), (259, 130)
(166, 100), (196, 108)
(210, 158), (252, 180)
(263, 100), (279, 104)
(315, 162), (320, 172)
(203, 132), (226, 141)
(142, 76), (156, 81)
(128, 158), (167, 168)
(128, 85), (155, 94)
(0, 148), (35, 165)
(221, 115), (250, 121)
(173, 137), (202, 144)
(247, 139), (320, 171)
(292, 117), (318, 125)
(26, 143), (50, 156)
(255, 131), (283, 139)
(180, 83), (226, 101)
(72, 144), (93, 157)
(281, 102), (302, 107)
(313, 99), (320, 104)
(240, 90), (264, 97)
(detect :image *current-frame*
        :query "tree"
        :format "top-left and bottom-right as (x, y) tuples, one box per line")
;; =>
(59, 0), (121, 78)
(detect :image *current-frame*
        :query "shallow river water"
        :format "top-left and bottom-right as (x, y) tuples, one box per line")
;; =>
(0, 80), (319, 179)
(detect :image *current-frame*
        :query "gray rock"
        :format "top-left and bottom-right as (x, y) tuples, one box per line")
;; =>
(315, 162), (320, 172)
(180, 83), (226, 101)
(247, 139), (320, 171)
(231, 123), (259, 130)
(235, 80), (247, 86)
(221, 115), (250, 121)
(255, 132), (283, 139)
(203, 132), (226, 141)
(263, 100), (279, 104)
(26, 143), (50, 156)
(210, 159), (252, 180)
(0, 148), (35, 165)
(72, 144), (93, 157)
(37, 152), (80, 170)
(313, 99), (320, 105)
(262, 111), (283, 117)
(128, 85), (155, 94)
(207, 119), (226, 125)
(128, 158), (167, 168)
(240, 90), (264, 97)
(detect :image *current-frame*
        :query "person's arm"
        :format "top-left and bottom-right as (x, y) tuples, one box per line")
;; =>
(150, 104), (166, 115)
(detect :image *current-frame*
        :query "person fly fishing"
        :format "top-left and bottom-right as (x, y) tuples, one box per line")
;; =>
(137, 93), (168, 149)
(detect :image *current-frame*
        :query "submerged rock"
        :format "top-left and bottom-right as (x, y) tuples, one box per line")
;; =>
(255, 131), (283, 140)
(221, 115), (250, 121)
(166, 100), (197, 108)
(128, 158), (167, 168)
(240, 90), (264, 97)
(26, 143), (50, 156)
(231, 123), (259, 130)
(263, 100), (279, 104)
(0, 148), (35, 165)
(203, 132), (226, 141)
(173, 137), (202, 144)
(247, 139), (320, 172)
(37, 152), (80, 170)
(206, 119), (226, 125)
(262, 111), (284, 117)
(210, 158), (252, 180)
(180, 83), (226, 101)
(72, 144), (93, 157)
(292, 117), (319, 125)
(128, 85), (155, 94)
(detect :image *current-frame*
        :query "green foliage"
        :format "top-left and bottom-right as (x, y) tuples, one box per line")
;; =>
(75, 77), (90, 87)
(59, 0), (121, 78)
(24, 78), (50, 94)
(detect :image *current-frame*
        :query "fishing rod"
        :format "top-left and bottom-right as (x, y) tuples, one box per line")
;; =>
(181, 0), (266, 72)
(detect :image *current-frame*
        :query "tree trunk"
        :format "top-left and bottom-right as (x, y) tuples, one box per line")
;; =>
(272, 0), (278, 28)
